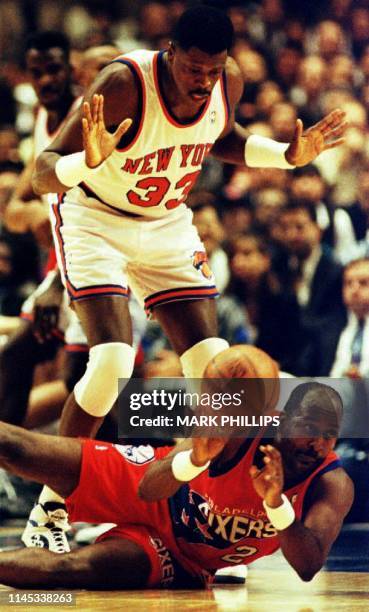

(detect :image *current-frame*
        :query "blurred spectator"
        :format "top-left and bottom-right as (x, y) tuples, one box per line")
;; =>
(270, 201), (346, 373)
(192, 203), (229, 293)
(316, 98), (369, 206)
(255, 81), (284, 120)
(0, 232), (39, 316)
(76, 44), (121, 90)
(349, 7), (369, 60)
(273, 42), (303, 93)
(226, 231), (295, 357)
(291, 56), (327, 125)
(269, 101), (297, 141)
(251, 186), (287, 238)
(331, 258), (369, 378)
(219, 199), (253, 241)
(311, 20), (348, 61)
(289, 165), (356, 260)
(0, 127), (20, 164)
(345, 169), (369, 255)
(0, 78), (16, 126)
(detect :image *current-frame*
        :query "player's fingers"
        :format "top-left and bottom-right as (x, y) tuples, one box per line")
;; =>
(316, 109), (346, 133)
(266, 444), (281, 460)
(83, 102), (93, 129)
(91, 94), (99, 123)
(294, 118), (303, 139)
(82, 117), (90, 136)
(324, 122), (348, 140)
(323, 138), (346, 151)
(114, 118), (133, 141)
(98, 95), (104, 126)
(249, 465), (261, 479)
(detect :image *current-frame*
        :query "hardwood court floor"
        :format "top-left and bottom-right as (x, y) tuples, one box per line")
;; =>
(0, 525), (368, 611)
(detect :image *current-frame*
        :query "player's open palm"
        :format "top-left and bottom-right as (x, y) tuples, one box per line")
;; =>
(82, 94), (132, 168)
(250, 444), (284, 507)
(191, 437), (226, 466)
(285, 108), (347, 167)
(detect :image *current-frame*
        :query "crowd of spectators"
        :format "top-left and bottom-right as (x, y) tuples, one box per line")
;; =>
(0, 1), (368, 487)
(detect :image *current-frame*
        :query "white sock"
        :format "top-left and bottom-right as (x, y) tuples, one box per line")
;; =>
(39, 485), (65, 506)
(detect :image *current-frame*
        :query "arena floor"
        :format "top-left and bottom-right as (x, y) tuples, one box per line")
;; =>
(0, 522), (368, 611)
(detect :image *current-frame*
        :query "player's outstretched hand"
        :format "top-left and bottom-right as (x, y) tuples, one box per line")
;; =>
(191, 437), (227, 467)
(249, 444), (284, 507)
(82, 94), (132, 168)
(285, 109), (347, 167)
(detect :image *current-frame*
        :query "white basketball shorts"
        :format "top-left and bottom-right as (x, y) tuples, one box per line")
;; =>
(50, 186), (218, 315)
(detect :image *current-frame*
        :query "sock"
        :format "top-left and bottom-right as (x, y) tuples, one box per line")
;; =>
(39, 485), (65, 506)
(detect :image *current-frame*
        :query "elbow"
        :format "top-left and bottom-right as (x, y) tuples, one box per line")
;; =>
(31, 174), (44, 196)
(137, 479), (155, 502)
(296, 563), (321, 582)
(298, 570), (316, 583)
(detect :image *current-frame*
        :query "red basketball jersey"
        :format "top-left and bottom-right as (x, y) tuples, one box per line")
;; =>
(168, 436), (340, 570)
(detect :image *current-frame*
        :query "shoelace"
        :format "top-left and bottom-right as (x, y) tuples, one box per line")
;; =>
(50, 527), (68, 553)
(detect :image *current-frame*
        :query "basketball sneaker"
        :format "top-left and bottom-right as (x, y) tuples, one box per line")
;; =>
(213, 564), (248, 584)
(21, 502), (70, 553)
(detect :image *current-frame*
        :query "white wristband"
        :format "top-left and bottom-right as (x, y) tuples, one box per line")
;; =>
(245, 135), (295, 169)
(263, 494), (295, 530)
(55, 151), (105, 188)
(171, 450), (210, 482)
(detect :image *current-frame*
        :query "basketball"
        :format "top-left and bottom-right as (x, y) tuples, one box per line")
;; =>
(203, 345), (280, 414)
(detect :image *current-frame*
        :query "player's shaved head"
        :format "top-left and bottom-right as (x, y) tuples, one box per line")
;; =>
(283, 382), (343, 424)
(172, 5), (234, 54)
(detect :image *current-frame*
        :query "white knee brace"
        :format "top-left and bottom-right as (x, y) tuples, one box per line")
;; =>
(180, 338), (230, 378)
(74, 342), (135, 416)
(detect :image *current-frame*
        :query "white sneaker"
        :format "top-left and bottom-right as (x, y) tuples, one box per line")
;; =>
(214, 564), (248, 584)
(21, 502), (70, 553)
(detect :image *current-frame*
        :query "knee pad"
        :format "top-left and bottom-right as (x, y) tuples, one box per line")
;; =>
(74, 342), (135, 416)
(180, 338), (229, 379)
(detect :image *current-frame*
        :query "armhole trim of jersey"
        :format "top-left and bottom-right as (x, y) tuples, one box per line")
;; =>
(220, 71), (230, 130)
(301, 458), (341, 521)
(111, 58), (146, 152)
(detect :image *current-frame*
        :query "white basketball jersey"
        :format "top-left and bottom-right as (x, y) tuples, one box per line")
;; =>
(33, 96), (81, 205)
(82, 50), (229, 218)
(33, 96), (81, 158)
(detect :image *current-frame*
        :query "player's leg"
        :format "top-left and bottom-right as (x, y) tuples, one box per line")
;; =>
(155, 299), (229, 377)
(22, 296), (135, 551)
(0, 538), (150, 589)
(59, 295), (134, 438)
(0, 421), (81, 498)
(0, 319), (61, 425)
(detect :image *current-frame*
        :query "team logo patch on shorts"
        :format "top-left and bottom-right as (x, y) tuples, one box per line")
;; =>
(192, 251), (213, 279)
(114, 444), (155, 464)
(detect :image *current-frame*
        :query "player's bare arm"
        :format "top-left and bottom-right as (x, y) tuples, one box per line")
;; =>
(210, 58), (347, 167)
(4, 160), (46, 234)
(31, 63), (137, 195)
(138, 437), (226, 501)
(250, 445), (354, 581)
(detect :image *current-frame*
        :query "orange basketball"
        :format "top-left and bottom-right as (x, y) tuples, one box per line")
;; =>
(203, 345), (280, 414)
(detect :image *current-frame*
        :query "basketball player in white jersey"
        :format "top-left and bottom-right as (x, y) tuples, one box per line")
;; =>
(0, 31), (87, 430)
(28, 6), (347, 552)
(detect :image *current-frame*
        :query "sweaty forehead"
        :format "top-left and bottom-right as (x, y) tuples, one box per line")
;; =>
(26, 48), (66, 68)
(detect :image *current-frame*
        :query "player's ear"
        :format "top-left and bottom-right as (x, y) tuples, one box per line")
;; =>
(167, 41), (175, 61)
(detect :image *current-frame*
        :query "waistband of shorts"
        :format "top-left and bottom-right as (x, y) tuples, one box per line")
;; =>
(79, 182), (145, 219)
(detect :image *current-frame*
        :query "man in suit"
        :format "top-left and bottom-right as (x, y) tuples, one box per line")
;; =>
(270, 200), (346, 375)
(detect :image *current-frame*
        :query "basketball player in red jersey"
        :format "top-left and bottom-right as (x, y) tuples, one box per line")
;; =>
(28, 5), (347, 550)
(0, 382), (353, 588)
